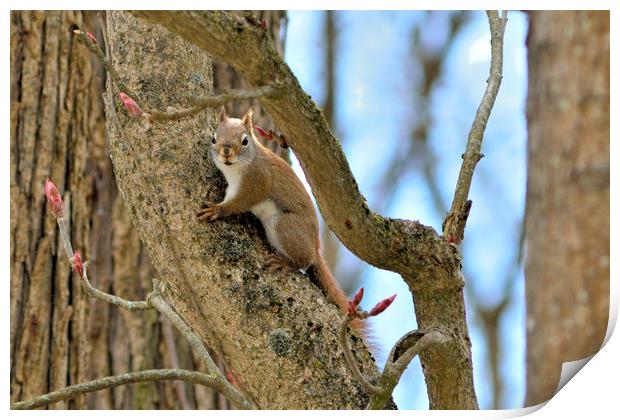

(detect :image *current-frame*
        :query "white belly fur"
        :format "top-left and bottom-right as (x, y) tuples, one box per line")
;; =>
(216, 160), (243, 202)
(216, 160), (285, 256)
(250, 200), (284, 256)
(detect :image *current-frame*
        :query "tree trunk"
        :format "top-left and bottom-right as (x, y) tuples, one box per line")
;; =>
(10, 10), (208, 409)
(524, 10), (610, 406)
(103, 11), (378, 409)
(10, 10), (104, 407)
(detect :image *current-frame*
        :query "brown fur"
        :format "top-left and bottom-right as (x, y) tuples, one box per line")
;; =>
(198, 109), (368, 340)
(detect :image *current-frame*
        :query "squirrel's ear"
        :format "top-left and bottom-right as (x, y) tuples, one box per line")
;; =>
(242, 108), (254, 131)
(219, 108), (228, 123)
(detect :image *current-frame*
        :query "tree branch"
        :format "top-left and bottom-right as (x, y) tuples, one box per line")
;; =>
(11, 369), (219, 410)
(75, 28), (280, 122)
(442, 11), (507, 243)
(148, 85), (284, 121)
(337, 314), (382, 396)
(80, 261), (152, 311)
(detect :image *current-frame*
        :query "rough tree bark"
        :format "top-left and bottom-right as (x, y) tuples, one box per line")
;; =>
(103, 11), (377, 409)
(10, 10), (219, 409)
(10, 11), (105, 407)
(130, 11), (480, 409)
(524, 11), (610, 406)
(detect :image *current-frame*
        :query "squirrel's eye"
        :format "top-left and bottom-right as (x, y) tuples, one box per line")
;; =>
(242, 135), (248, 146)
(211, 136), (216, 144)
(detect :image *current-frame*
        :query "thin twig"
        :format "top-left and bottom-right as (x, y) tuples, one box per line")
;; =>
(75, 28), (280, 122)
(391, 330), (447, 376)
(56, 217), (73, 263)
(52, 196), (247, 407)
(148, 85), (283, 121)
(11, 369), (219, 410)
(337, 314), (382, 396)
(365, 329), (447, 409)
(73, 29), (142, 107)
(442, 10), (508, 242)
(78, 262), (152, 311)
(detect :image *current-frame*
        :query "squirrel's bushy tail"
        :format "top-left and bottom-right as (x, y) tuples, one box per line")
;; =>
(308, 256), (370, 342)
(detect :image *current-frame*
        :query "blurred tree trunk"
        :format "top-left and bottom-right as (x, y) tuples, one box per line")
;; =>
(11, 10), (202, 409)
(524, 10), (609, 407)
(10, 10), (106, 408)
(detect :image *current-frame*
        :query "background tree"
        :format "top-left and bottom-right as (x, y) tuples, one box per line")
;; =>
(524, 10), (610, 406)
(10, 11), (115, 408)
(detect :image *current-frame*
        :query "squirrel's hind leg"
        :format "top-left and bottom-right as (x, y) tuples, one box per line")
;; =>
(264, 252), (296, 273)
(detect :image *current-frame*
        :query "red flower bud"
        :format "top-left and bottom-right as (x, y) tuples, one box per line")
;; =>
(73, 251), (84, 277)
(369, 294), (397, 317)
(44, 178), (64, 218)
(254, 125), (273, 140)
(86, 31), (97, 44)
(226, 370), (239, 387)
(347, 301), (357, 316)
(351, 287), (364, 307)
(118, 92), (144, 118)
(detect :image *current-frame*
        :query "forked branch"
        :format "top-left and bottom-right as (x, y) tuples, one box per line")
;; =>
(338, 289), (448, 409)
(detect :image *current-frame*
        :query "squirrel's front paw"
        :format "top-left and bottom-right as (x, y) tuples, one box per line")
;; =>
(197, 201), (221, 221)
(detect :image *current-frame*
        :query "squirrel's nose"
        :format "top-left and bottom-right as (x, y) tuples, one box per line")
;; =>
(222, 146), (231, 157)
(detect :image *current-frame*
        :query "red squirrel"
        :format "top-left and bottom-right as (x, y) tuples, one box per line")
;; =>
(197, 109), (365, 335)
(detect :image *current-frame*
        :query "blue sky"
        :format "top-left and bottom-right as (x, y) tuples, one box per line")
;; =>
(285, 11), (528, 409)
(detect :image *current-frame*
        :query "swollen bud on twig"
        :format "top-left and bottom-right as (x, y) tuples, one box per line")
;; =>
(44, 178), (64, 218)
(118, 92), (144, 118)
(352, 287), (364, 307)
(72, 251), (84, 277)
(347, 287), (365, 316)
(226, 370), (239, 387)
(369, 294), (397, 317)
(254, 125), (273, 140)
(86, 31), (97, 44)
(347, 301), (356, 316)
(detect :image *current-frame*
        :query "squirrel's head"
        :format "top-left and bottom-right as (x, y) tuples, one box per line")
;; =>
(210, 108), (256, 167)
